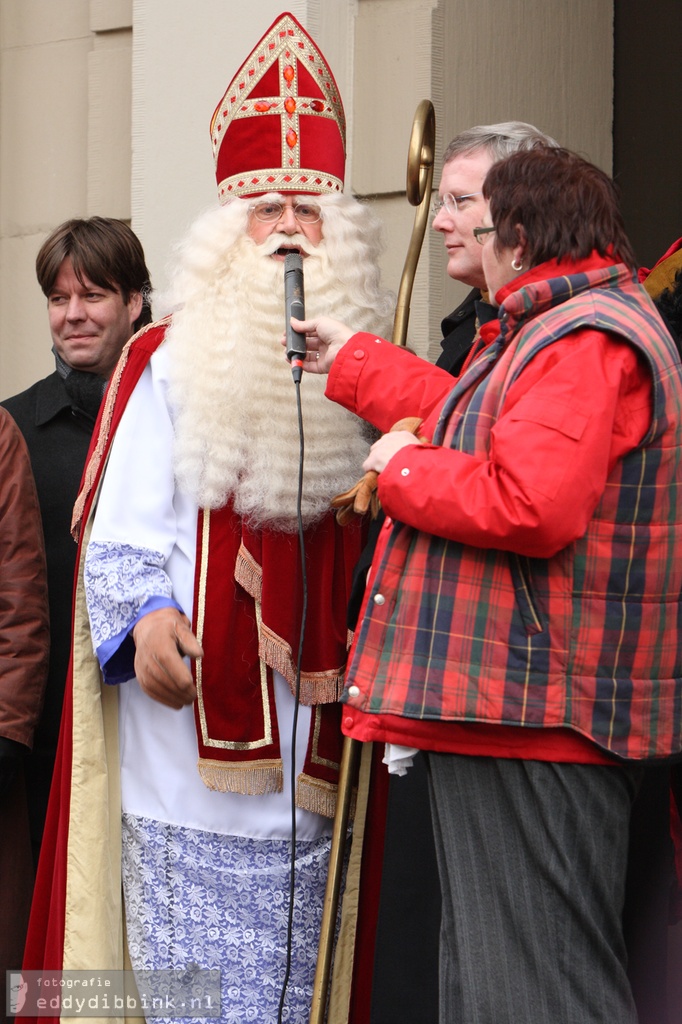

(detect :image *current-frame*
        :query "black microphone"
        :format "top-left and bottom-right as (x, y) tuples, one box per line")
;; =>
(284, 252), (306, 382)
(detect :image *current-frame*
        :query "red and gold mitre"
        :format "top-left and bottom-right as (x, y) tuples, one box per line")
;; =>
(210, 12), (346, 202)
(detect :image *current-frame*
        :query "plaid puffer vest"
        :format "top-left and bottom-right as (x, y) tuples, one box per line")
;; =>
(346, 264), (682, 761)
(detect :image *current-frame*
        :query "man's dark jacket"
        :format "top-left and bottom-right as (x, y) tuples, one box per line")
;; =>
(436, 287), (480, 374)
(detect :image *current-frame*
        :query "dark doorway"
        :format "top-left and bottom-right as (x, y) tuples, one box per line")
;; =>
(613, 0), (682, 269)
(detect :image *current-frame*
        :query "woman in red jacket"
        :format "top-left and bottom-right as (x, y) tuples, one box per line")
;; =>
(294, 147), (682, 1024)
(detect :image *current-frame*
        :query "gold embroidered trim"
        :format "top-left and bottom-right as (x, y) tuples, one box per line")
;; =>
(310, 705), (340, 771)
(195, 510), (273, 750)
(194, 510), (214, 744)
(71, 317), (170, 540)
(218, 169), (344, 201)
(234, 543), (262, 601)
(198, 757), (283, 795)
(228, 97), (341, 125)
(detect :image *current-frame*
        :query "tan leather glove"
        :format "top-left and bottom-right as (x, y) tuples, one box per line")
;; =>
(331, 416), (426, 526)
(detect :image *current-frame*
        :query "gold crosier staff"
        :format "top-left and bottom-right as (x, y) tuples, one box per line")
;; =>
(309, 98), (436, 1024)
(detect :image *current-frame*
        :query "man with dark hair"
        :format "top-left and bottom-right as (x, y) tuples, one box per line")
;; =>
(1, 217), (152, 863)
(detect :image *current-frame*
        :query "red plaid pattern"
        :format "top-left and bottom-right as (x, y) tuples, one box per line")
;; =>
(346, 266), (682, 760)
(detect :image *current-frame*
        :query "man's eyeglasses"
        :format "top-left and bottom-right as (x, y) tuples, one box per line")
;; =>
(249, 200), (322, 224)
(473, 226), (496, 245)
(431, 192), (483, 216)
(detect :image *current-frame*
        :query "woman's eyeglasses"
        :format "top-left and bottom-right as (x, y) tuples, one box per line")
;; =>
(473, 226), (496, 245)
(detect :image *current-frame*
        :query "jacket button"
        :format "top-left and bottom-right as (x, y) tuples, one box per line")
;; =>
(373, 593), (385, 605)
(401, 468), (410, 476)
(344, 716), (354, 729)
(354, 349), (365, 359)
(348, 685), (360, 697)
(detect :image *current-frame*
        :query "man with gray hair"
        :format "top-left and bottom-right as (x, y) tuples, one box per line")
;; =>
(433, 120), (558, 371)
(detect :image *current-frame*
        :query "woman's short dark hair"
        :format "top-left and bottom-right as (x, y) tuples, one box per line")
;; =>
(482, 147), (637, 272)
(36, 217), (153, 330)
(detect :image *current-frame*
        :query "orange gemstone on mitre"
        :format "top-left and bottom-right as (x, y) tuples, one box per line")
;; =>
(283, 64), (295, 84)
(286, 128), (298, 149)
(284, 97), (296, 114)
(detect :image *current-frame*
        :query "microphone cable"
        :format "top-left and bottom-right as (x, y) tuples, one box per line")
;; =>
(277, 347), (309, 1024)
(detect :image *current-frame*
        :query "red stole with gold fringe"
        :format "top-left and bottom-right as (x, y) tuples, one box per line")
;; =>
(191, 502), (365, 817)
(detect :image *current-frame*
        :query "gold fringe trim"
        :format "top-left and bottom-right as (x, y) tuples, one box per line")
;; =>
(197, 757), (283, 795)
(71, 318), (171, 540)
(234, 543), (263, 601)
(258, 624), (345, 705)
(297, 672), (345, 707)
(296, 774), (354, 821)
(259, 626), (345, 705)
(235, 551), (347, 705)
(259, 624), (295, 682)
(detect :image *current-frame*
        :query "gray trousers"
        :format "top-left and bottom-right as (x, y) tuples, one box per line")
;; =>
(426, 753), (642, 1024)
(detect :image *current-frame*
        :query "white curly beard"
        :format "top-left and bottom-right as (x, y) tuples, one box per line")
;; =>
(165, 199), (395, 531)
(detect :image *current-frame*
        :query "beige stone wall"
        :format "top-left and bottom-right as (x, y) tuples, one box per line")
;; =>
(0, 0), (133, 397)
(0, 0), (614, 397)
(353, 0), (614, 360)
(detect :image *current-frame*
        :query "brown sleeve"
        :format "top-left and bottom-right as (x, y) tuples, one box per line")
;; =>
(0, 408), (49, 748)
